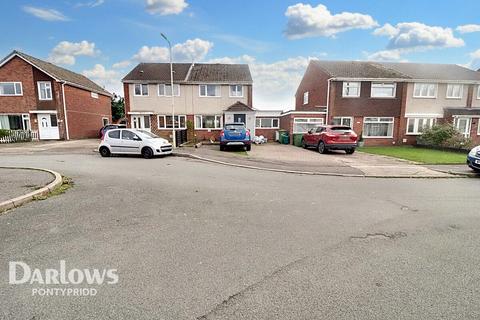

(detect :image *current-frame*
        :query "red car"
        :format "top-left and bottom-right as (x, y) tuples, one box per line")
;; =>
(301, 125), (358, 154)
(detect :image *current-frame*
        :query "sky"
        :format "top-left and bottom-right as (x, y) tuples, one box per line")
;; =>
(1, 0), (480, 110)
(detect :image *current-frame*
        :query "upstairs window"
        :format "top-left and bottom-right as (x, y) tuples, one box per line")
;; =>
(134, 84), (149, 96)
(371, 82), (396, 98)
(446, 84), (463, 99)
(158, 84), (180, 96)
(342, 82), (361, 97)
(230, 85), (243, 97)
(0, 82), (22, 96)
(303, 91), (309, 104)
(199, 85), (220, 97)
(91, 92), (99, 99)
(38, 81), (52, 100)
(413, 83), (436, 98)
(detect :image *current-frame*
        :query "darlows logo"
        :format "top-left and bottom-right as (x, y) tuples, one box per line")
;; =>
(9, 260), (118, 296)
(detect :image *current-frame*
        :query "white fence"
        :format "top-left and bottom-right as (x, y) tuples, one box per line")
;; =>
(0, 130), (39, 143)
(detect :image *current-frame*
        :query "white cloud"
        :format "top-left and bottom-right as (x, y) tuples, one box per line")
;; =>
(48, 40), (97, 65)
(456, 24), (480, 34)
(284, 3), (377, 39)
(370, 22), (465, 61)
(22, 6), (69, 21)
(75, 0), (105, 8)
(209, 55), (315, 109)
(112, 60), (132, 69)
(83, 64), (123, 95)
(132, 38), (213, 62)
(145, 0), (188, 15)
(466, 49), (480, 70)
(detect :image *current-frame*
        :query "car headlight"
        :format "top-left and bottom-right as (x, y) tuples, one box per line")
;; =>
(469, 146), (480, 157)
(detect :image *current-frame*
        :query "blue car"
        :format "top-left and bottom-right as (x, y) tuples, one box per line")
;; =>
(220, 123), (251, 151)
(467, 145), (480, 173)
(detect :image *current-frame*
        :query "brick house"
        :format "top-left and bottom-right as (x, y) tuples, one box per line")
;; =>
(0, 50), (112, 140)
(122, 63), (257, 142)
(295, 60), (480, 146)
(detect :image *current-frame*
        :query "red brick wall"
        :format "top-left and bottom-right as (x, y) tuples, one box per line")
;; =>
(32, 68), (58, 110)
(279, 113), (326, 143)
(123, 83), (131, 127)
(255, 128), (276, 141)
(0, 56), (36, 114)
(64, 85), (111, 139)
(470, 118), (480, 145)
(295, 61), (330, 111)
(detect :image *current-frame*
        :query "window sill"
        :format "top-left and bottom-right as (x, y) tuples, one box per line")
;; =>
(341, 96), (360, 98)
(369, 96), (396, 99)
(446, 97), (463, 100)
(412, 96), (436, 99)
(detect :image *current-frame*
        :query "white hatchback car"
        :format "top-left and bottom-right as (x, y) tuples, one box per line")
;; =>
(99, 129), (173, 159)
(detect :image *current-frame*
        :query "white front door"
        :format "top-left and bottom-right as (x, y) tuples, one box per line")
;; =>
(37, 113), (60, 140)
(132, 115), (151, 132)
(454, 117), (471, 137)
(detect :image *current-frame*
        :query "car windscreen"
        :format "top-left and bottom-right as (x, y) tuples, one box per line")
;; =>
(137, 130), (159, 139)
(330, 126), (352, 133)
(225, 124), (245, 131)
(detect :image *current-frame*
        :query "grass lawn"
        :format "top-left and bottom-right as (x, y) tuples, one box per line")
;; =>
(358, 146), (467, 164)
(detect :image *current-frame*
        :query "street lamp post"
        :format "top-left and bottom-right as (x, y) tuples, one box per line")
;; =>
(161, 33), (176, 148)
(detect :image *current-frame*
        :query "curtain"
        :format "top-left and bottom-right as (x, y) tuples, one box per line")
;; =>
(0, 115), (10, 129)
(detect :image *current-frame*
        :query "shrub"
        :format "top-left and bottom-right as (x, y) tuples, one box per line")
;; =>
(0, 129), (10, 139)
(417, 123), (471, 149)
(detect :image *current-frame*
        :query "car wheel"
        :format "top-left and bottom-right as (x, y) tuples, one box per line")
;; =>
(246, 145), (251, 151)
(141, 147), (154, 159)
(318, 141), (327, 154)
(301, 139), (307, 149)
(346, 148), (355, 155)
(99, 146), (110, 157)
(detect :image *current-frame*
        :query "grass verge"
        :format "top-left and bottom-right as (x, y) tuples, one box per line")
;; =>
(358, 146), (467, 164)
(34, 176), (73, 200)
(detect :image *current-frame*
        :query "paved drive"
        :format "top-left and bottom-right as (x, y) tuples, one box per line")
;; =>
(0, 148), (479, 319)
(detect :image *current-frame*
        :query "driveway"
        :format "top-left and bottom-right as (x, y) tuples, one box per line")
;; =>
(180, 143), (453, 178)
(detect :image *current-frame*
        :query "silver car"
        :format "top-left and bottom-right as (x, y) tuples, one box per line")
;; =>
(99, 129), (173, 159)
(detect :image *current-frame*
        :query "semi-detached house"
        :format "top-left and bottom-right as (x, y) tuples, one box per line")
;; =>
(122, 63), (284, 142)
(296, 60), (480, 146)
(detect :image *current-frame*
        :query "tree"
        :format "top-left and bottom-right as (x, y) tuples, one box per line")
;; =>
(111, 94), (125, 122)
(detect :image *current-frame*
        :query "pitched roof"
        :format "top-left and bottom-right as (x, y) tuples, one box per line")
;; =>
(0, 51), (111, 96)
(122, 63), (192, 82)
(225, 101), (254, 112)
(311, 60), (480, 82)
(122, 63), (252, 83)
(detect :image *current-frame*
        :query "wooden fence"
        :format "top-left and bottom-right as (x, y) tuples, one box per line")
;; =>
(0, 130), (39, 143)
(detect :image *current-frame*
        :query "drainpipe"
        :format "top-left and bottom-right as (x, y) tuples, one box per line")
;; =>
(61, 82), (70, 140)
(325, 78), (333, 124)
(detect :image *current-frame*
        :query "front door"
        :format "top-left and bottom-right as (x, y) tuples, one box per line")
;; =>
(233, 113), (246, 124)
(132, 115), (151, 132)
(37, 113), (60, 140)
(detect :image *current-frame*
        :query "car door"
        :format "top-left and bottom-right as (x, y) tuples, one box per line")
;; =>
(312, 126), (324, 145)
(121, 130), (142, 154)
(106, 129), (122, 153)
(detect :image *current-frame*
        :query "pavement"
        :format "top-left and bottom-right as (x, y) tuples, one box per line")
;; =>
(0, 168), (54, 203)
(0, 150), (479, 319)
(177, 143), (455, 178)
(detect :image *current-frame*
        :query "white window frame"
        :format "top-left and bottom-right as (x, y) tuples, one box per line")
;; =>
(102, 117), (109, 126)
(446, 84), (463, 99)
(413, 83), (437, 99)
(37, 81), (52, 101)
(157, 115), (187, 129)
(332, 117), (354, 127)
(158, 84), (180, 97)
(0, 82), (23, 96)
(371, 82), (396, 98)
(477, 86), (480, 100)
(453, 117), (472, 138)
(255, 118), (279, 129)
(303, 91), (309, 104)
(134, 84), (149, 96)
(363, 117), (394, 138)
(199, 85), (221, 97)
(91, 92), (99, 99)
(293, 118), (324, 133)
(342, 82), (361, 98)
(406, 117), (436, 135)
(194, 114), (223, 129)
(229, 85), (243, 97)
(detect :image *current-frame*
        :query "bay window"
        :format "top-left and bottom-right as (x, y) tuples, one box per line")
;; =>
(363, 117), (394, 138)
(199, 85), (220, 97)
(446, 84), (463, 99)
(293, 118), (324, 133)
(38, 81), (52, 100)
(134, 84), (149, 96)
(229, 85), (243, 97)
(342, 82), (361, 97)
(157, 115), (186, 129)
(158, 84), (180, 96)
(371, 82), (396, 98)
(195, 115), (222, 129)
(413, 83), (436, 98)
(256, 118), (279, 129)
(406, 118), (436, 135)
(0, 82), (22, 96)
